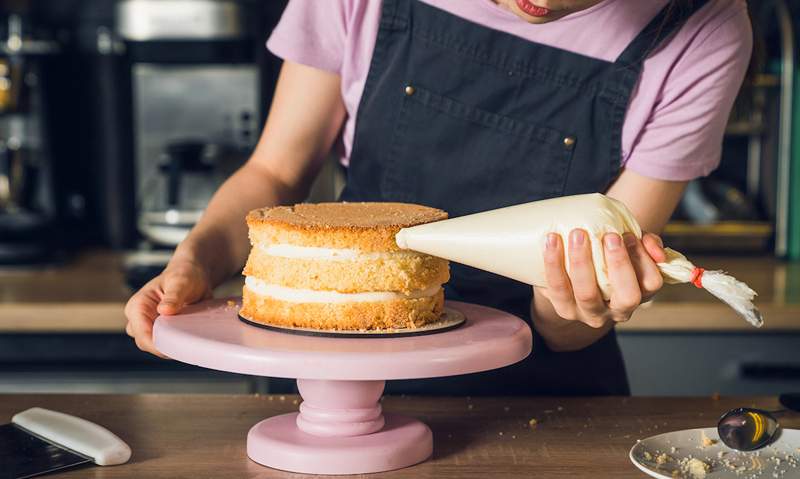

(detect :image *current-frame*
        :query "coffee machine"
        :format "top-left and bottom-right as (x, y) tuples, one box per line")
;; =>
(83, 0), (273, 287)
(0, 12), (60, 264)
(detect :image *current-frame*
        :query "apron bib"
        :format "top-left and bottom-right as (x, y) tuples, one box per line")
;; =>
(340, 0), (708, 395)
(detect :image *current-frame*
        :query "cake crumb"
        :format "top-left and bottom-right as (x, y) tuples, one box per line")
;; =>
(644, 451), (653, 461)
(557, 406), (564, 411)
(279, 396), (286, 401)
(511, 435), (516, 439)
(226, 299), (236, 308)
(503, 406), (510, 412)
(467, 404), (474, 410)
(528, 418), (539, 429)
(498, 431), (504, 436)
(656, 453), (669, 465)
(292, 399), (299, 405)
(700, 430), (718, 447)
(683, 457), (710, 478)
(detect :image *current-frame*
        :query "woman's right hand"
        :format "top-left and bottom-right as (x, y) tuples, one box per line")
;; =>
(124, 258), (212, 358)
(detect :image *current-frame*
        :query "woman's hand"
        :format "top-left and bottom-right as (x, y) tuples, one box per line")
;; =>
(124, 258), (212, 358)
(538, 229), (666, 329)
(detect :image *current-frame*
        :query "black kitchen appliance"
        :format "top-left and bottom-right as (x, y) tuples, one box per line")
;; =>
(76, 0), (285, 287)
(0, 11), (60, 265)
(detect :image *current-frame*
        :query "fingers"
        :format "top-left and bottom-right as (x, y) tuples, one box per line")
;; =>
(124, 282), (169, 359)
(541, 230), (664, 328)
(157, 272), (191, 316)
(603, 233), (641, 319)
(157, 269), (206, 316)
(542, 233), (577, 320)
(623, 233), (664, 300)
(156, 264), (212, 316)
(567, 229), (607, 328)
(642, 233), (667, 263)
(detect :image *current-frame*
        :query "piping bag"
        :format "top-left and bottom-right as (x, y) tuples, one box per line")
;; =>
(395, 193), (763, 327)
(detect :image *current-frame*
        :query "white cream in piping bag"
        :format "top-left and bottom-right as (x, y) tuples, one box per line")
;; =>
(394, 192), (763, 328)
(245, 276), (440, 303)
(261, 244), (408, 261)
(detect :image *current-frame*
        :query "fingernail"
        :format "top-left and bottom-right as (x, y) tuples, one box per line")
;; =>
(546, 233), (558, 249)
(570, 229), (585, 246)
(623, 233), (638, 247)
(605, 234), (622, 251)
(655, 235), (664, 247)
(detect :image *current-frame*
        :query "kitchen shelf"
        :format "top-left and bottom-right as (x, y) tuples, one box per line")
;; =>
(725, 121), (764, 136)
(1, 250), (798, 333)
(661, 221), (773, 253)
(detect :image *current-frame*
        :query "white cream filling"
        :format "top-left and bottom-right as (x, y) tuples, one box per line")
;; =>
(245, 276), (440, 303)
(260, 243), (402, 261)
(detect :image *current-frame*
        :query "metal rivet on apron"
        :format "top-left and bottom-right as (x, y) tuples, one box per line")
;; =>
(563, 136), (576, 148)
(405, 85), (416, 96)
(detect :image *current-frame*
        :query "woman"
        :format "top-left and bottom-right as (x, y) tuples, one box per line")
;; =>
(125, 0), (751, 395)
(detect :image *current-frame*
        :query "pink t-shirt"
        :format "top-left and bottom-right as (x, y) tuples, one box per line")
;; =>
(267, 0), (751, 181)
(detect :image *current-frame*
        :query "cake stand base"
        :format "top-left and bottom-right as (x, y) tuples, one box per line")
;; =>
(154, 299), (532, 475)
(247, 413), (432, 475)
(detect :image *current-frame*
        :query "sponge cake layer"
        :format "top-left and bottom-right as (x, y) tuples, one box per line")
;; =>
(247, 202), (448, 252)
(242, 202), (449, 331)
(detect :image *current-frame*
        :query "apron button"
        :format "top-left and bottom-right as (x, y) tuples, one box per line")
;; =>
(404, 85), (416, 96)
(563, 136), (576, 148)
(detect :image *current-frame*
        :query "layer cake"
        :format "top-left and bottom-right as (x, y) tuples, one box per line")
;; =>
(241, 202), (450, 330)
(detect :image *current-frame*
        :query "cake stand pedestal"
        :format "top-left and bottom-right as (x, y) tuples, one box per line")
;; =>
(154, 299), (532, 475)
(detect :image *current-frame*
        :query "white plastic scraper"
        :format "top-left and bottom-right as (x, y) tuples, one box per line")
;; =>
(0, 407), (131, 478)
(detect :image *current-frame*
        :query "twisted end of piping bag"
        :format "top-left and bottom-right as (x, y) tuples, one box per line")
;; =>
(657, 248), (763, 327)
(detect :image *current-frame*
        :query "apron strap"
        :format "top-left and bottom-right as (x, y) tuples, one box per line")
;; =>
(615, 0), (710, 71)
(380, 0), (410, 31)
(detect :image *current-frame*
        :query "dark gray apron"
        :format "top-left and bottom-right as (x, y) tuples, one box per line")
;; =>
(340, 0), (709, 395)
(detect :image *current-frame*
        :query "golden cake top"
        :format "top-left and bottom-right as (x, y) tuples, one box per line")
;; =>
(246, 202), (448, 251)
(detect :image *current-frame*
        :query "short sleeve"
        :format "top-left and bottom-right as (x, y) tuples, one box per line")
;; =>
(625, 5), (753, 181)
(267, 0), (350, 74)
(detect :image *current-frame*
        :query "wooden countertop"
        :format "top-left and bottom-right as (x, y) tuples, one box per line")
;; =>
(1, 251), (798, 333)
(2, 394), (793, 478)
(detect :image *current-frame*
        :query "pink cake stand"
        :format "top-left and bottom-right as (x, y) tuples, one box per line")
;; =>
(153, 299), (532, 475)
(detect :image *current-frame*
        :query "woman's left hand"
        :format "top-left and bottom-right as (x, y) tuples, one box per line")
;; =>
(538, 229), (667, 328)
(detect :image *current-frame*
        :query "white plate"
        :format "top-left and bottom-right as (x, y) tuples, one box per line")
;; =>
(630, 427), (800, 478)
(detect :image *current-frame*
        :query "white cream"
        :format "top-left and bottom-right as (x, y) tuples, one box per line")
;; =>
(260, 243), (402, 261)
(245, 276), (440, 304)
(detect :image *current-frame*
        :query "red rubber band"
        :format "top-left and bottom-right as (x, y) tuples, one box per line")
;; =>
(690, 267), (705, 289)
